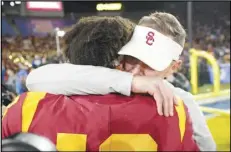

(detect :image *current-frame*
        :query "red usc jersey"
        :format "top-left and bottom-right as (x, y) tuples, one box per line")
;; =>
(2, 92), (199, 151)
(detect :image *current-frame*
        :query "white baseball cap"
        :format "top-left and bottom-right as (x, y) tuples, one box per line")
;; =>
(118, 25), (183, 71)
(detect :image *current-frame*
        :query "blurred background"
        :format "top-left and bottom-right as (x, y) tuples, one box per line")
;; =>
(1, 1), (230, 151)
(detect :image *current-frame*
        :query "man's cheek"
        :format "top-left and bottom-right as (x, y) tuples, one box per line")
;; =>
(143, 68), (156, 76)
(124, 63), (134, 72)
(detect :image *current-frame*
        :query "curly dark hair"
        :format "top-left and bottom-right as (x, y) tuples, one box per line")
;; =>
(64, 16), (135, 68)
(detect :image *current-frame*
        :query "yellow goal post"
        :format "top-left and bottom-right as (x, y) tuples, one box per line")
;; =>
(189, 48), (220, 95)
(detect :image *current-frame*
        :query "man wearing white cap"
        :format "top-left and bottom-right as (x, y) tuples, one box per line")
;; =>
(118, 26), (183, 73)
(26, 13), (215, 150)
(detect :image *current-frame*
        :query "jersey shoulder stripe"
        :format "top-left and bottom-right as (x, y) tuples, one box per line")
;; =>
(2, 92), (49, 139)
(2, 93), (27, 138)
(175, 96), (186, 142)
(22, 92), (47, 132)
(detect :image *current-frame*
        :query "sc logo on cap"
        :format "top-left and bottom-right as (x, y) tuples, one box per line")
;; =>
(146, 31), (155, 46)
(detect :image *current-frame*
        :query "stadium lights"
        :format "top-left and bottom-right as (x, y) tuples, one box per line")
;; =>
(25, 61), (32, 68)
(20, 57), (25, 62)
(13, 58), (19, 63)
(96, 3), (122, 11)
(10, 1), (15, 6)
(9, 55), (12, 60)
(57, 30), (65, 37)
(15, 1), (21, 4)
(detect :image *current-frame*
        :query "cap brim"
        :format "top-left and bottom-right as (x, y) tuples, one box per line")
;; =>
(118, 41), (173, 71)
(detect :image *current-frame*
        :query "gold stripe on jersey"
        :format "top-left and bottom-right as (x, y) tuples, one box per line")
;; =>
(22, 92), (46, 132)
(175, 96), (186, 142)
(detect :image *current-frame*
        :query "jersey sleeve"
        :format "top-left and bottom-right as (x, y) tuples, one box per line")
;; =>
(157, 97), (199, 151)
(2, 92), (47, 139)
(155, 101), (184, 151)
(2, 94), (26, 139)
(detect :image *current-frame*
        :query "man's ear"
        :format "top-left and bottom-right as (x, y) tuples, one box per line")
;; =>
(116, 64), (124, 70)
(172, 60), (182, 72)
(114, 56), (125, 70)
(116, 58), (126, 71)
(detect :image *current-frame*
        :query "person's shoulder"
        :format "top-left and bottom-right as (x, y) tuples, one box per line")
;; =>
(71, 93), (156, 106)
(18, 92), (65, 108)
(125, 93), (156, 102)
(164, 80), (197, 106)
(174, 87), (194, 101)
(173, 86), (201, 113)
(164, 80), (193, 98)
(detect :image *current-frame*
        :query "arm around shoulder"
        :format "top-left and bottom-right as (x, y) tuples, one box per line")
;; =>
(26, 64), (133, 96)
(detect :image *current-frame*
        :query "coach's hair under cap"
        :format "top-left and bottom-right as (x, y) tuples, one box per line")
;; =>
(118, 25), (183, 71)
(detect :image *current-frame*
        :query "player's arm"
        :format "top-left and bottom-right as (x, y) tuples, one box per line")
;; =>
(26, 63), (132, 96)
(26, 63), (177, 116)
(165, 81), (216, 151)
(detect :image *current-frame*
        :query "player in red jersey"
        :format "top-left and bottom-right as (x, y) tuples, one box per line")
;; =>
(2, 15), (199, 151)
(2, 92), (197, 151)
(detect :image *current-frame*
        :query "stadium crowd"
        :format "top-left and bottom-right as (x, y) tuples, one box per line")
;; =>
(1, 2), (230, 97)
(2, 34), (66, 95)
(2, 18), (230, 96)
